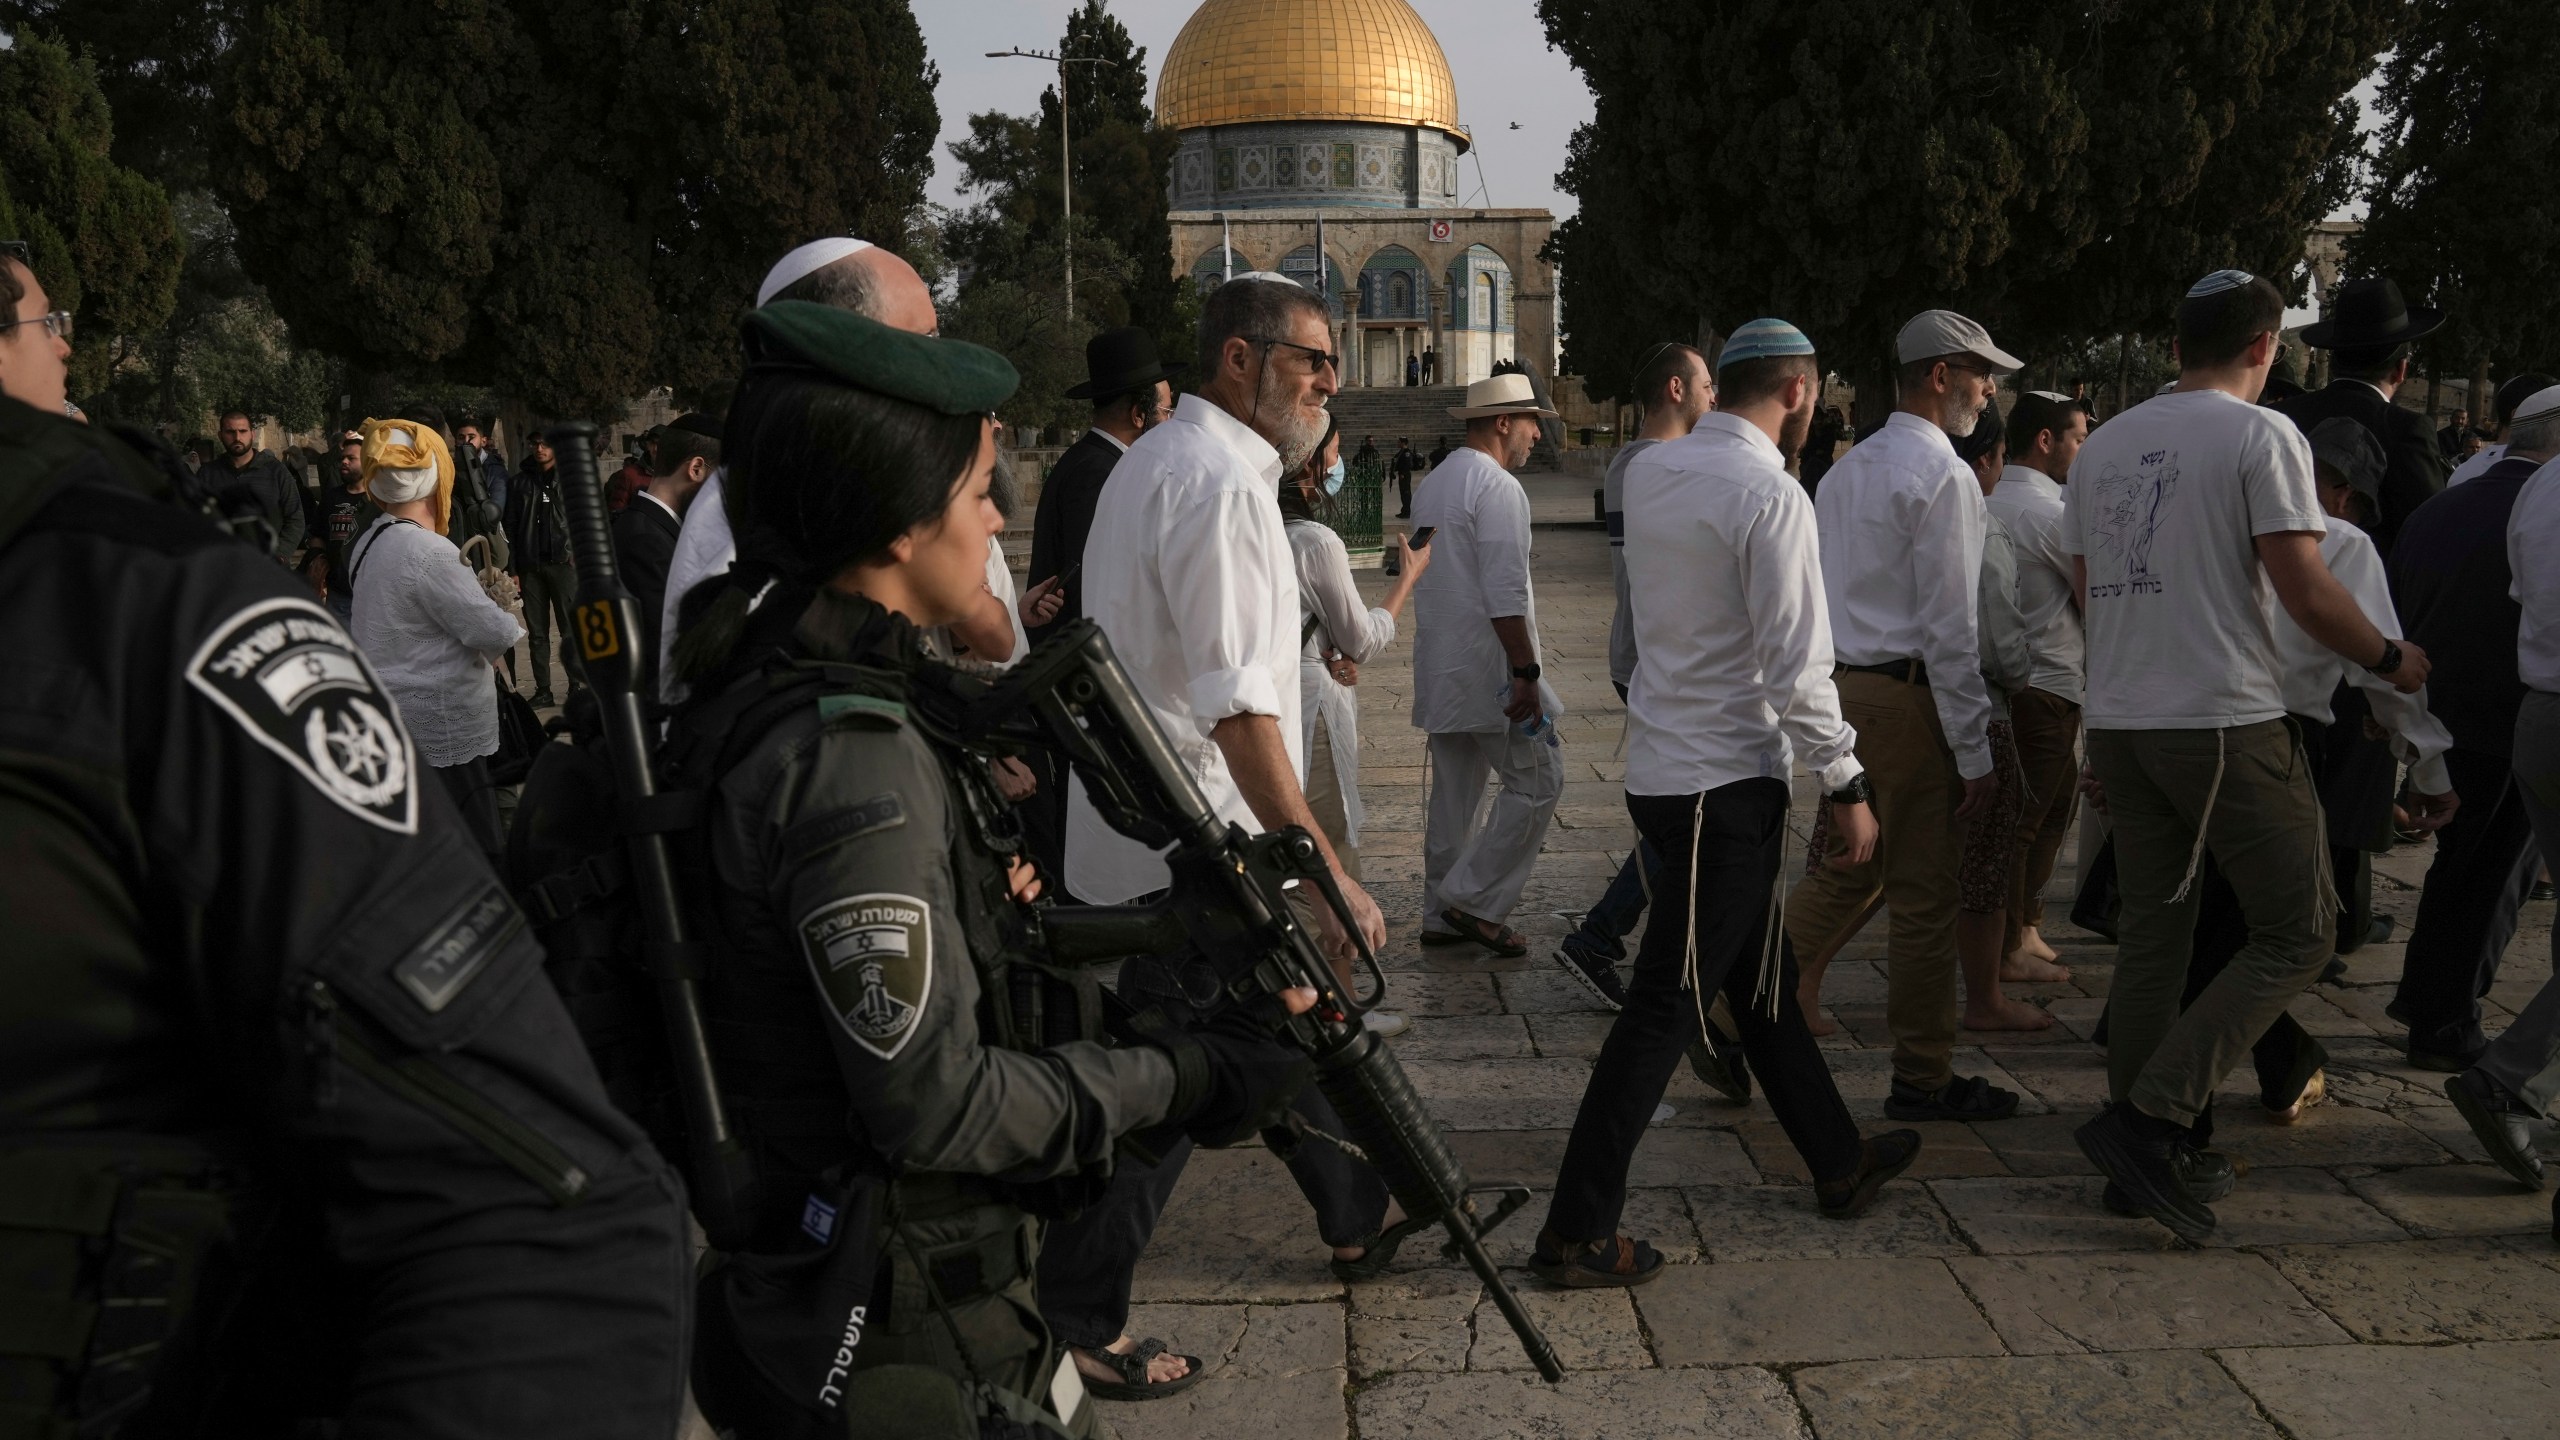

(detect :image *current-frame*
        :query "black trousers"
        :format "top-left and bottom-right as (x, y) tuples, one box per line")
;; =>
(1395, 472), (1412, 516)
(1547, 781), (1863, 1243)
(434, 756), (502, 864)
(2395, 746), (2544, 1051)
(1035, 945), (1389, 1351)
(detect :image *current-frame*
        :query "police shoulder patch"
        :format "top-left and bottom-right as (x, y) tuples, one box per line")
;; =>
(799, 893), (933, 1061)
(186, 597), (419, 834)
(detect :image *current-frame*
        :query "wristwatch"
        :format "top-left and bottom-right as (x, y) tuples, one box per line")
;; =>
(2366, 639), (2403, 676)
(1510, 663), (1542, 681)
(1826, 773), (1875, 807)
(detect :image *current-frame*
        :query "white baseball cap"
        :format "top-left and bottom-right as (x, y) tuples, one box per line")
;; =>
(1896, 310), (2023, 374)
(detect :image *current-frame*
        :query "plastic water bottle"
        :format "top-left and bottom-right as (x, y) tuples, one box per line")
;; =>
(1503, 682), (1559, 746)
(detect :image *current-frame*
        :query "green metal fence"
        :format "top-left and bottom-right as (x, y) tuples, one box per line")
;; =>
(1331, 455), (1385, 560)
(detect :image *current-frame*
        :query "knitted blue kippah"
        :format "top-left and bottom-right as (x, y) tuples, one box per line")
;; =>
(1718, 318), (1817, 369)
(2186, 269), (2256, 298)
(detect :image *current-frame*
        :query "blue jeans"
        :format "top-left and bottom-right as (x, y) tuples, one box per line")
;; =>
(1564, 837), (1660, 962)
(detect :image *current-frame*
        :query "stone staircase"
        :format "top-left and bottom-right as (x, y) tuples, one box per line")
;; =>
(1325, 384), (1469, 452)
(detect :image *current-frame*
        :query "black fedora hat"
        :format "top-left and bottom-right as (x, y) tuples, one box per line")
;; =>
(1064, 325), (1188, 400)
(2299, 277), (2445, 350)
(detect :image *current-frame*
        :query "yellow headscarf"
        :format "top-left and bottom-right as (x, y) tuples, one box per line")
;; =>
(358, 417), (457, 535)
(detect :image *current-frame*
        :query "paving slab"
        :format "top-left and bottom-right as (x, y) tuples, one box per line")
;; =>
(1950, 1251), (2350, 1353)
(1636, 1258), (2005, 1366)
(2204, 1102), (2449, 1170)
(1388, 1014), (1535, 1061)
(2269, 1236), (2560, 1343)
(1979, 1045), (2114, 1111)
(1970, 1110), (2103, 1176)
(1930, 1176), (2178, 1255)
(2219, 1339), (2560, 1440)
(1349, 1367), (1809, 1440)
(1685, 1183), (1969, 1262)
(1097, 1303), (1347, 1440)
(1738, 1119), (2008, 1184)
(2343, 1163), (2554, 1237)
(1130, 1147), (1345, 1303)
(1792, 1351), (2280, 1440)
(1441, 1125), (1757, 1191)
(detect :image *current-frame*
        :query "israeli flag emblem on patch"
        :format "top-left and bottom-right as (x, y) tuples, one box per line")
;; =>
(802, 1194), (839, 1245)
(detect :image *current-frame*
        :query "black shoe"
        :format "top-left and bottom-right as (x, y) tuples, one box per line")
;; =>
(1551, 942), (1626, 1011)
(1884, 1073), (2020, 1122)
(1819, 1130), (1923, 1219)
(2447, 1070), (2548, 1191)
(2101, 1144), (2238, 1215)
(2368, 914), (2398, 945)
(529, 689), (557, 708)
(2318, 956), (2351, 986)
(2408, 1036), (2490, 1073)
(2533, 880), (2554, 903)
(2076, 1105), (2217, 1242)
(1685, 1025), (1752, 1104)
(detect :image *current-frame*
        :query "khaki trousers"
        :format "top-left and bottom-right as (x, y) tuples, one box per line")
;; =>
(1784, 671), (1965, 1090)
(2088, 720), (2336, 1126)
(2005, 688), (2083, 954)
(1305, 712), (1362, 882)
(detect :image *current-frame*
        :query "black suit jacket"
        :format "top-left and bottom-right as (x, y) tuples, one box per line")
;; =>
(1026, 429), (1126, 641)
(2272, 380), (2447, 554)
(611, 493), (684, 672)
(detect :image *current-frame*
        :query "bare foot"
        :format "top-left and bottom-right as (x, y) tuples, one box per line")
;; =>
(1074, 1335), (1191, 1387)
(2013, 926), (2060, 963)
(1962, 997), (2055, 1032)
(1333, 1200), (1408, 1262)
(2001, 954), (2072, 984)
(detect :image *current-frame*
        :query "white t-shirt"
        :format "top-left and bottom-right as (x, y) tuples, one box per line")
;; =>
(2513, 455), (2560, 694)
(2448, 442), (2506, 488)
(2062, 388), (2328, 730)
(1409, 446), (1547, 734)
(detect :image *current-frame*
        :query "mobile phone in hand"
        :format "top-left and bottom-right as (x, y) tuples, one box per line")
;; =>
(1407, 527), (1436, 549)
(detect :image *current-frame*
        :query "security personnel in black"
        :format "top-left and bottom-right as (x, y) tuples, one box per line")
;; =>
(0, 384), (693, 1435)
(665, 302), (1309, 1439)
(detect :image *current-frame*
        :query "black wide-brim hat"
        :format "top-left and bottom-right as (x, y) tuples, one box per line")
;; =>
(2299, 277), (2445, 350)
(1065, 325), (1188, 400)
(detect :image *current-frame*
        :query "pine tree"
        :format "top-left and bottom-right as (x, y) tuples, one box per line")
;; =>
(2352, 0), (2560, 401)
(1537, 0), (2395, 405)
(0, 31), (181, 402)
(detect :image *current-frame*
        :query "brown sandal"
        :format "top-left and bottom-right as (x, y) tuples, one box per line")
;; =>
(1437, 907), (1528, 957)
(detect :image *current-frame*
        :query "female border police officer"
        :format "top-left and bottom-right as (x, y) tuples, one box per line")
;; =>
(669, 300), (1313, 1438)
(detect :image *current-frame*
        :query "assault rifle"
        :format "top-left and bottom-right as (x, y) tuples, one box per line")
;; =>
(547, 421), (763, 1247)
(956, 620), (1564, 1383)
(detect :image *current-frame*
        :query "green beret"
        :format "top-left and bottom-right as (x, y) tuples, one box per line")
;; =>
(741, 300), (1018, 415)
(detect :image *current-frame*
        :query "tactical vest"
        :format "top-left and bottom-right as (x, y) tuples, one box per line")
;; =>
(507, 650), (1104, 1440)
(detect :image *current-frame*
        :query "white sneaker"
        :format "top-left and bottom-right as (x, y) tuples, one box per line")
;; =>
(1362, 1009), (1411, 1039)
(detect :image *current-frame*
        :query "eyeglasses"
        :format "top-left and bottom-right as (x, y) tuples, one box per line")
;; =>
(1249, 336), (1340, 375)
(0, 309), (72, 342)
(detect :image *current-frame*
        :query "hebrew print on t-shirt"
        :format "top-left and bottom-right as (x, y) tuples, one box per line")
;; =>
(2084, 450), (2180, 598)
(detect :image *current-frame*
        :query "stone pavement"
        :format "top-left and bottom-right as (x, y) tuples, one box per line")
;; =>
(1088, 518), (2560, 1440)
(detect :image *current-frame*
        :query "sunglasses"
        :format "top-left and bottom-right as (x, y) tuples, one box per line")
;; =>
(1249, 336), (1341, 374)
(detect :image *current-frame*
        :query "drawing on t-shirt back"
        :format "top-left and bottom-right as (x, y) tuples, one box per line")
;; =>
(2085, 453), (2179, 596)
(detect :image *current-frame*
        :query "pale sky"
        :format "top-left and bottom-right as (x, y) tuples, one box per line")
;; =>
(916, 0), (1592, 219)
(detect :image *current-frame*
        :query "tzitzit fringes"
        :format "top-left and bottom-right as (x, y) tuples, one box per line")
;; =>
(2165, 730), (2227, 904)
(1684, 794), (1714, 1057)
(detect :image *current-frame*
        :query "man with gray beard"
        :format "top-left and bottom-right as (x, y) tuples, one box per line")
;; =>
(1046, 275), (1404, 1399)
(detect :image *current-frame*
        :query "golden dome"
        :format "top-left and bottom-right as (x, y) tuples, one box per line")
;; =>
(1155, 0), (1464, 143)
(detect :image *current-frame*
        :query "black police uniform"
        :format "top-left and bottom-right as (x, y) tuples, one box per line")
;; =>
(0, 396), (691, 1437)
(679, 588), (1200, 1440)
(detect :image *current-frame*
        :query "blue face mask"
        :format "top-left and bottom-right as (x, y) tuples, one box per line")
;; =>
(1322, 457), (1347, 496)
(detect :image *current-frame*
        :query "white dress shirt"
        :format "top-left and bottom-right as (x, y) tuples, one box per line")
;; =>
(2514, 455), (2560, 694)
(1977, 511), (2034, 703)
(348, 516), (525, 767)
(1410, 446), (1545, 734)
(1621, 412), (1863, 796)
(2278, 522), (2453, 794)
(659, 467), (734, 704)
(2449, 442), (2507, 488)
(1290, 516), (1396, 844)
(1985, 463), (2085, 704)
(1813, 411), (1995, 777)
(1066, 394), (1302, 902)
(1603, 437), (1661, 690)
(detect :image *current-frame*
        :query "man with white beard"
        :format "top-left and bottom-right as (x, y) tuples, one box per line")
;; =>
(1045, 274), (1402, 1398)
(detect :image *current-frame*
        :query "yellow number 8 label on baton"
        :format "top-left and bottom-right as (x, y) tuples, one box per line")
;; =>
(576, 601), (620, 661)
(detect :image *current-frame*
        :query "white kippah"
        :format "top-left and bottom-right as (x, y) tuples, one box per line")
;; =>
(2027, 390), (2073, 403)
(1231, 270), (1300, 287)
(755, 237), (875, 308)
(2513, 384), (2560, 429)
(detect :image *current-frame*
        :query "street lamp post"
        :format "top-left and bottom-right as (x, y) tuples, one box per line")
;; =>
(987, 46), (1117, 321)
